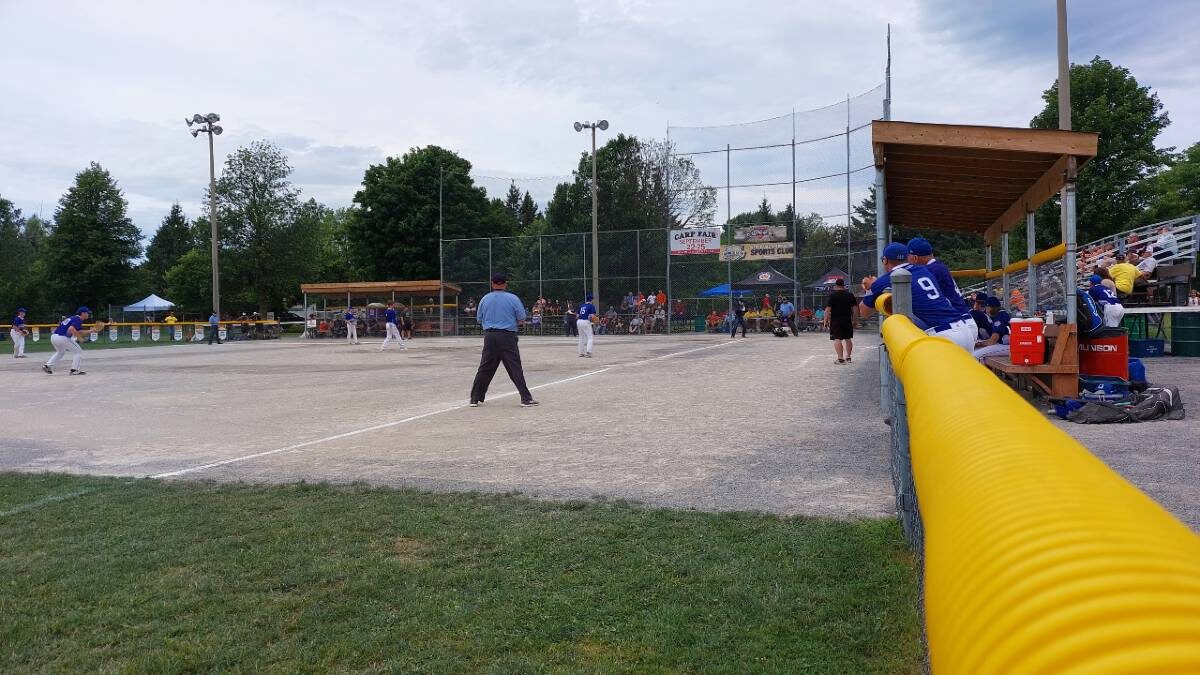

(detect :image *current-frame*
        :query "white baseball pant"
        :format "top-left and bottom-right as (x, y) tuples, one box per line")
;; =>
(1103, 303), (1125, 328)
(10, 329), (25, 357)
(381, 322), (404, 350)
(347, 322), (358, 343)
(927, 319), (978, 354)
(972, 342), (1010, 362)
(46, 333), (82, 370)
(576, 319), (594, 355)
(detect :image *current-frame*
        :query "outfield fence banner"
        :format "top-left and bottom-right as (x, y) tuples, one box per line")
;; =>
(174, 327), (183, 341)
(108, 326), (118, 341)
(151, 326), (161, 341)
(669, 227), (723, 255)
(131, 326), (140, 341)
(734, 225), (789, 243)
(88, 331), (98, 342)
(724, 242), (795, 261)
(31, 327), (39, 341)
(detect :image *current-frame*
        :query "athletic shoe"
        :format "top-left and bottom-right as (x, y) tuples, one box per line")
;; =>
(578, 354), (585, 357)
(836, 358), (845, 365)
(845, 356), (852, 363)
(42, 364), (52, 374)
(69, 369), (86, 375)
(585, 353), (593, 358)
(469, 402), (479, 408)
(15, 355), (26, 358)
(520, 399), (540, 407)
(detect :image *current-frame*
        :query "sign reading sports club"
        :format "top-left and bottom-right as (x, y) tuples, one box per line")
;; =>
(669, 227), (723, 255)
(719, 241), (795, 261)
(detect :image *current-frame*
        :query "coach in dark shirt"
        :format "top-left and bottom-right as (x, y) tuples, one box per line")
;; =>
(824, 278), (858, 364)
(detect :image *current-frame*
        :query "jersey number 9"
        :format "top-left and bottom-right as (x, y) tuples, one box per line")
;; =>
(917, 276), (942, 301)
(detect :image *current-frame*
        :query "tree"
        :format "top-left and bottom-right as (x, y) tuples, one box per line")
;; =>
(502, 182), (523, 228)
(36, 163), (142, 313)
(1031, 57), (1171, 243)
(1142, 142), (1200, 223)
(163, 248), (211, 313)
(519, 192), (538, 228)
(143, 203), (194, 294)
(348, 145), (511, 281)
(215, 141), (325, 314)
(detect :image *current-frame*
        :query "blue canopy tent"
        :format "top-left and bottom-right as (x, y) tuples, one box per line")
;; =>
(699, 283), (752, 298)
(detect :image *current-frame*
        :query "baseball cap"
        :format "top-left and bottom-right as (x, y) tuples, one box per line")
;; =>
(835, 278), (846, 287)
(907, 237), (933, 256)
(1089, 274), (1102, 284)
(77, 306), (91, 314)
(986, 297), (1001, 308)
(882, 242), (908, 261)
(973, 292), (988, 305)
(585, 293), (594, 301)
(16, 307), (25, 313)
(492, 272), (507, 284)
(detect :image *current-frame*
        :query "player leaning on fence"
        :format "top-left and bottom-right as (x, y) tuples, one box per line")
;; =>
(859, 243), (976, 353)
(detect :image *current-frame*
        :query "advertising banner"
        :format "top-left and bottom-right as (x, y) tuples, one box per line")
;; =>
(218, 328), (227, 341)
(173, 326), (183, 341)
(31, 327), (40, 341)
(720, 242), (795, 261)
(151, 326), (161, 342)
(108, 325), (118, 341)
(131, 326), (141, 341)
(734, 224), (789, 243)
(195, 326), (204, 341)
(669, 227), (723, 255)
(88, 331), (98, 342)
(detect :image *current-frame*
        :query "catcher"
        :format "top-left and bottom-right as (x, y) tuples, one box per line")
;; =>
(10, 307), (29, 358)
(42, 306), (109, 375)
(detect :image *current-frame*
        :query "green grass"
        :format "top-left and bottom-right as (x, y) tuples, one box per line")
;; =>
(0, 474), (922, 673)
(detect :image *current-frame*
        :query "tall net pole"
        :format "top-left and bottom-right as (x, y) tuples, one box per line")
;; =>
(791, 108), (798, 307)
(845, 93), (853, 285)
(726, 143), (732, 314)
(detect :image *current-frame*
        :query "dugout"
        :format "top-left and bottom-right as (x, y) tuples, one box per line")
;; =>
(299, 280), (461, 337)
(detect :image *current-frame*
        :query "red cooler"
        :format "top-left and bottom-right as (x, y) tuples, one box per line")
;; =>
(1009, 318), (1045, 365)
(1078, 328), (1129, 379)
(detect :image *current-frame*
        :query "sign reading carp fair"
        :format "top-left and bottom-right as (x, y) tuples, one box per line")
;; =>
(669, 227), (723, 255)
(720, 241), (795, 261)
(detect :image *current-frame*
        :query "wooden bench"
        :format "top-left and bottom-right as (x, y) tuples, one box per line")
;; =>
(984, 323), (1079, 399)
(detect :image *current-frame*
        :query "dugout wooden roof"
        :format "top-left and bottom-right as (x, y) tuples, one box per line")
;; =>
(300, 280), (462, 295)
(872, 121), (1098, 244)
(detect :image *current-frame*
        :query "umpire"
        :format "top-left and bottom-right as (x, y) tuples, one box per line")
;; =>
(470, 273), (538, 407)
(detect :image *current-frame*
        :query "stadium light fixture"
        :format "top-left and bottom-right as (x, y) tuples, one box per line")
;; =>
(185, 112), (225, 320)
(574, 119), (611, 303)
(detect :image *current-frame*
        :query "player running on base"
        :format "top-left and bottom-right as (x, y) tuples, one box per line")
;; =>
(345, 306), (360, 344)
(380, 301), (406, 351)
(10, 307), (29, 358)
(42, 306), (105, 375)
(859, 243), (976, 353)
(576, 293), (597, 357)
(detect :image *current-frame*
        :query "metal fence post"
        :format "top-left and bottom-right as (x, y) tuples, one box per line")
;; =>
(1027, 212), (1037, 313)
(891, 266), (913, 320)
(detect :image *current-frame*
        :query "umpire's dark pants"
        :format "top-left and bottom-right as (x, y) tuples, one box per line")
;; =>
(730, 317), (746, 338)
(471, 329), (533, 403)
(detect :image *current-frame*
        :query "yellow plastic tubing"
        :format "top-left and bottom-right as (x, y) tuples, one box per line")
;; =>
(882, 315), (1200, 674)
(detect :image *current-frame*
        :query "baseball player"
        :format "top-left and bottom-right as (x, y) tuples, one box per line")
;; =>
(42, 306), (104, 375)
(10, 307), (29, 358)
(345, 306), (360, 344)
(860, 243), (976, 353)
(907, 237), (971, 320)
(971, 296), (1012, 362)
(969, 292), (992, 340)
(380, 301), (405, 350)
(1088, 274), (1125, 327)
(729, 300), (748, 338)
(576, 293), (597, 357)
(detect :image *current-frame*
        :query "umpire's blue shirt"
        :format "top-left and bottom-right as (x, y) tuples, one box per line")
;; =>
(477, 290), (526, 331)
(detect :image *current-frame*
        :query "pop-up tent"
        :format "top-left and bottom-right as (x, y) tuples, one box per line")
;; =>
(698, 283), (753, 297)
(732, 265), (796, 289)
(123, 294), (175, 314)
(807, 268), (848, 290)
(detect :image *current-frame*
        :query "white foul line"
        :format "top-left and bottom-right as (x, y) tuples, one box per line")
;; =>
(800, 355), (815, 367)
(151, 367), (611, 479)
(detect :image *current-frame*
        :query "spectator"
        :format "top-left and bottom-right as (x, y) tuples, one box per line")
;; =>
(1189, 290), (1200, 307)
(1107, 255), (1139, 295)
(1135, 250), (1158, 277)
(672, 298), (685, 319)
(629, 314), (643, 334)
(164, 311), (178, 324)
(605, 305), (617, 321)
(612, 316), (625, 333)
(706, 310), (720, 332)
(653, 305), (666, 332)
(656, 289), (667, 307)
(530, 308), (542, 334)
(646, 292), (656, 307)
(464, 298), (477, 316)
(1155, 225), (1180, 258)
(563, 305), (578, 337)
(762, 293), (772, 311)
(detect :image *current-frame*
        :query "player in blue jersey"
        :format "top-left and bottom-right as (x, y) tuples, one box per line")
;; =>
(380, 301), (405, 351)
(907, 237), (970, 319)
(969, 292), (992, 340)
(10, 307), (29, 358)
(576, 293), (597, 358)
(42, 306), (104, 375)
(344, 306), (360, 344)
(1088, 274), (1125, 327)
(971, 296), (1012, 361)
(859, 243), (976, 352)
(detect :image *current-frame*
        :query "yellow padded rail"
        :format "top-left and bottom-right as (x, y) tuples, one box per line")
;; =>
(882, 315), (1200, 674)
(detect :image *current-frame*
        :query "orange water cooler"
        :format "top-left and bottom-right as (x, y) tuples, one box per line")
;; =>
(1008, 317), (1045, 365)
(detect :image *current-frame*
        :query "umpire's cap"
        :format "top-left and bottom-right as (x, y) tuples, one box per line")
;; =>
(491, 272), (507, 284)
(907, 237), (933, 256)
(882, 242), (908, 261)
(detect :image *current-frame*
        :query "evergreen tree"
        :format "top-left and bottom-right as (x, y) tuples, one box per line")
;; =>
(37, 163), (142, 312)
(519, 192), (538, 229)
(144, 203), (194, 294)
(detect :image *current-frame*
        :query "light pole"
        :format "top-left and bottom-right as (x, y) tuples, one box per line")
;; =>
(186, 113), (223, 319)
(574, 119), (608, 304)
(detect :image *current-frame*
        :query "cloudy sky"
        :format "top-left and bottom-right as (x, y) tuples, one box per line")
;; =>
(1, 0), (1196, 239)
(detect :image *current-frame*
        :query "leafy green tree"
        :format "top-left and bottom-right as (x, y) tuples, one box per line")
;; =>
(163, 248), (211, 313)
(1031, 57), (1171, 243)
(215, 141), (326, 314)
(349, 145), (512, 281)
(1142, 142), (1200, 223)
(0, 196), (26, 314)
(144, 203), (194, 294)
(36, 163), (142, 313)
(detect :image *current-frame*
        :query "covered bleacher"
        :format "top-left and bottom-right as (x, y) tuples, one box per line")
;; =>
(299, 280), (461, 337)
